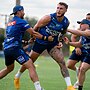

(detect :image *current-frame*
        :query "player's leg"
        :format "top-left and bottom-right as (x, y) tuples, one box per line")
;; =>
(14, 42), (45, 90)
(0, 64), (14, 79)
(68, 49), (81, 72)
(67, 59), (79, 79)
(14, 50), (40, 89)
(0, 48), (15, 79)
(15, 50), (40, 78)
(78, 62), (90, 90)
(73, 62), (82, 89)
(67, 49), (83, 88)
(67, 59), (78, 71)
(48, 46), (76, 90)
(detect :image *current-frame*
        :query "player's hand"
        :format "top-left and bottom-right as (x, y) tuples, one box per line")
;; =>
(63, 37), (70, 44)
(55, 42), (63, 49)
(48, 36), (54, 42)
(75, 47), (82, 55)
(29, 38), (35, 44)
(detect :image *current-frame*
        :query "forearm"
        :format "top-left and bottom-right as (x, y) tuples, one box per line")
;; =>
(69, 41), (82, 48)
(32, 30), (43, 39)
(68, 29), (83, 36)
(71, 34), (78, 42)
(68, 29), (90, 37)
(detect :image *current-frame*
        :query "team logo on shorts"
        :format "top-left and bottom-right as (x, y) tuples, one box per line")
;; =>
(17, 55), (25, 63)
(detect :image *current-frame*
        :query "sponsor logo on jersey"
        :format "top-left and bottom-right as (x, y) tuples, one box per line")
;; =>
(7, 21), (16, 26)
(17, 55), (26, 63)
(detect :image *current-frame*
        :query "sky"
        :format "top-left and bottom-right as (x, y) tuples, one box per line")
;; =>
(0, 0), (89, 28)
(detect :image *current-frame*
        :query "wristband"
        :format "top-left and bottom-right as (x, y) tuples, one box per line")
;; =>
(42, 35), (49, 41)
(44, 36), (47, 40)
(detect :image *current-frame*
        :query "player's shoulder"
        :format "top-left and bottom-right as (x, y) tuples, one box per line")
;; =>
(17, 18), (28, 25)
(40, 14), (51, 22)
(64, 16), (69, 22)
(63, 16), (70, 26)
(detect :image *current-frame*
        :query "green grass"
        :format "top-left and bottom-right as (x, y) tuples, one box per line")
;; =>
(0, 56), (90, 90)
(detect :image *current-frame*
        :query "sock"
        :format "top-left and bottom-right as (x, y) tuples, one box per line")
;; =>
(76, 67), (79, 76)
(15, 71), (22, 78)
(64, 77), (72, 86)
(78, 85), (83, 90)
(34, 81), (42, 90)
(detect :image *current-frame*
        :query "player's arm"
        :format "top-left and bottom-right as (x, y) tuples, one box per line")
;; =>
(26, 27), (43, 39)
(64, 37), (82, 47)
(26, 27), (53, 42)
(71, 34), (78, 42)
(71, 34), (82, 55)
(67, 29), (90, 37)
(33, 15), (51, 31)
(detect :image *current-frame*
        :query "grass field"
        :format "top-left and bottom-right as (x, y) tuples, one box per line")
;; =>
(0, 56), (90, 90)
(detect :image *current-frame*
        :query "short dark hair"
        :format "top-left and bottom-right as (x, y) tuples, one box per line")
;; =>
(87, 13), (90, 15)
(58, 2), (68, 9)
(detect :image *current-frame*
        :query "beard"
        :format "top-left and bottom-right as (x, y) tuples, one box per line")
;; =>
(20, 14), (24, 19)
(57, 13), (65, 17)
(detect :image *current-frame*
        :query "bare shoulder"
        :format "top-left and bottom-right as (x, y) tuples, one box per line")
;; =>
(40, 15), (51, 22)
(36, 15), (51, 27)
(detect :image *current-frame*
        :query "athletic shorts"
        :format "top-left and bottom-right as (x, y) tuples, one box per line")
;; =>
(69, 49), (85, 62)
(82, 52), (90, 64)
(32, 41), (57, 54)
(4, 46), (30, 66)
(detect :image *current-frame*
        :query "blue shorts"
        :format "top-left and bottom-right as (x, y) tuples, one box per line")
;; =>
(32, 41), (57, 54)
(24, 44), (32, 52)
(69, 49), (85, 62)
(4, 46), (30, 66)
(82, 52), (90, 64)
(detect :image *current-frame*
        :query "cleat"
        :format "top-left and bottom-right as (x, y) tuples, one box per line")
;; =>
(14, 77), (20, 89)
(73, 81), (79, 89)
(66, 86), (76, 90)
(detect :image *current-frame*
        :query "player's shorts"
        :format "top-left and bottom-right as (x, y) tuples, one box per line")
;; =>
(4, 46), (30, 66)
(82, 52), (90, 64)
(32, 41), (57, 54)
(69, 49), (85, 62)
(24, 44), (32, 52)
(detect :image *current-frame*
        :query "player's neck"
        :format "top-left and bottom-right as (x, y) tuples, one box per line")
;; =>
(57, 16), (64, 22)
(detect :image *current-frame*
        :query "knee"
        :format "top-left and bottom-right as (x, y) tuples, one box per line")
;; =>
(67, 64), (73, 69)
(7, 66), (14, 72)
(80, 67), (86, 74)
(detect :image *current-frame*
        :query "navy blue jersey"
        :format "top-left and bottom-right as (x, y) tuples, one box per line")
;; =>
(81, 34), (90, 53)
(3, 16), (30, 50)
(36, 13), (69, 45)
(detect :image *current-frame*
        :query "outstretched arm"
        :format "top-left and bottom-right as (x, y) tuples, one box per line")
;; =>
(67, 29), (90, 37)
(64, 37), (82, 47)
(26, 27), (43, 39)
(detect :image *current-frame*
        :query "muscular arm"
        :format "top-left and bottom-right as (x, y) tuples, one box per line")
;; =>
(69, 41), (82, 47)
(71, 34), (78, 42)
(64, 37), (82, 47)
(26, 27), (43, 39)
(68, 29), (90, 37)
(33, 15), (51, 31)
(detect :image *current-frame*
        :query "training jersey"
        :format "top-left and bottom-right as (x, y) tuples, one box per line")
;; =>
(3, 16), (30, 50)
(36, 13), (69, 45)
(81, 33), (90, 53)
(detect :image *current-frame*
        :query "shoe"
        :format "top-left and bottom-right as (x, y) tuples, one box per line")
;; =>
(66, 86), (76, 90)
(73, 81), (79, 89)
(14, 77), (20, 89)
